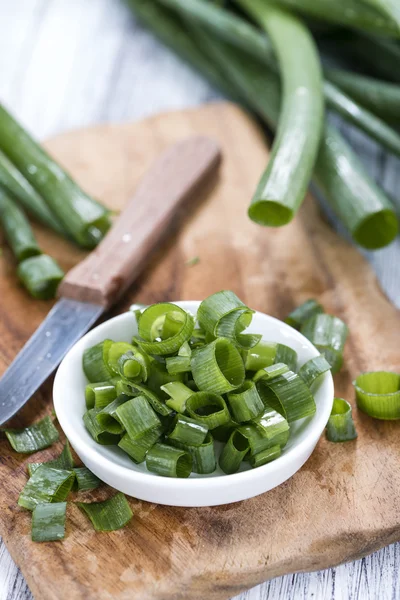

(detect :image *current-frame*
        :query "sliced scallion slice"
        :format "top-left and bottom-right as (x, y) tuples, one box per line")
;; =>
(5, 415), (59, 453)
(18, 466), (75, 511)
(250, 444), (281, 468)
(167, 414), (208, 446)
(301, 314), (348, 374)
(299, 355), (331, 388)
(326, 398), (357, 442)
(134, 303), (194, 356)
(83, 340), (114, 383)
(17, 255), (64, 300)
(118, 380), (172, 416)
(212, 420), (238, 443)
(169, 432), (216, 474)
(118, 426), (163, 464)
(161, 381), (195, 413)
(77, 492), (133, 531)
(244, 340), (297, 373)
(285, 299), (323, 330)
(191, 337), (245, 394)
(95, 394), (129, 434)
(146, 442), (192, 478)
(166, 341), (192, 374)
(85, 380), (118, 410)
(73, 467), (101, 491)
(252, 363), (289, 383)
(27, 441), (74, 476)
(115, 396), (161, 440)
(256, 370), (316, 422)
(186, 392), (231, 429)
(83, 408), (122, 444)
(354, 371), (400, 420)
(219, 429), (249, 474)
(31, 502), (67, 542)
(227, 380), (264, 422)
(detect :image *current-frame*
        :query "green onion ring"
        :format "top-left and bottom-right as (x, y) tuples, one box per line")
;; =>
(354, 371), (400, 420)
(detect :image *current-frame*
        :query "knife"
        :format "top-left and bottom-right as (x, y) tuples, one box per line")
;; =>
(0, 135), (221, 425)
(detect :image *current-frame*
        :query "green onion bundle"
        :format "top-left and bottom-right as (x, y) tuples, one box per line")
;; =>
(81, 291), (326, 477)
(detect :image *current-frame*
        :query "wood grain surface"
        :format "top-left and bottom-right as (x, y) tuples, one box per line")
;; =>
(0, 102), (399, 600)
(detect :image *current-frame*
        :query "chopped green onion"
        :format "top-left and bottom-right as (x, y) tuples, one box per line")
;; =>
(28, 441), (74, 476)
(191, 338), (245, 394)
(18, 466), (75, 511)
(244, 340), (297, 372)
(83, 340), (114, 383)
(326, 398), (357, 442)
(146, 442), (192, 478)
(118, 380), (172, 416)
(161, 381), (195, 413)
(77, 492), (133, 531)
(250, 444), (281, 468)
(95, 395), (129, 434)
(186, 256), (200, 266)
(0, 190), (41, 262)
(115, 396), (161, 439)
(118, 426), (163, 464)
(219, 429), (249, 474)
(252, 363), (290, 383)
(73, 467), (101, 491)
(167, 414), (208, 446)
(134, 303), (194, 355)
(285, 299), (323, 330)
(166, 342), (192, 374)
(226, 380), (264, 422)
(299, 355), (331, 388)
(212, 420), (238, 443)
(85, 380), (117, 410)
(301, 314), (348, 374)
(186, 392), (231, 429)
(256, 370), (316, 422)
(5, 416), (59, 453)
(354, 371), (400, 420)
(106, 342), (149, 382)
(17, 255), (64, 300)
(31, 502), (67, 542)
(253, 405), (290, 449)
(83, 408), (122, 444)
(146, 361), (184, 398)
(169, 432), (216, 474)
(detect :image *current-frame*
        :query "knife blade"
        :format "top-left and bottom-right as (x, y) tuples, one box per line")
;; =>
(0, 135), (221, 425)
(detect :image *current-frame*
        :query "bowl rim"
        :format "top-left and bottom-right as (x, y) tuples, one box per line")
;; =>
(54, 301), (334, 492)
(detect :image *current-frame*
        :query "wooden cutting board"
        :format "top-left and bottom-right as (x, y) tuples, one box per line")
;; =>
(0, 102), (399, 600)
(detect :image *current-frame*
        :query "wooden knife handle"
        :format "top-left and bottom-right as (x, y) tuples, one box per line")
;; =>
(58, 136), (221, 308)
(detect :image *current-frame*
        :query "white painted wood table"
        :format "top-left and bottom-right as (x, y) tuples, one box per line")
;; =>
(1, 2), (400, 599)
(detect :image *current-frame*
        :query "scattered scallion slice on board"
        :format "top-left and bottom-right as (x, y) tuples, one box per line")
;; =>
(326, 398), (357, 443)
(301, 314), (348, 374)
(299, 355), (331, 388)
(77, 492), (133, 531)
(17, 254), (64, 300)
(146, 443), (193, 478)
(27, 441), (74, 476)
(18, 466), (75, 511)
(5, 416), (59, 453)
(31, 502), (67, 542)
(354, 371), (400, 420)
(285, 299), (323, 330)
(73, 467), (101, 492)
(219, 429), (249, 474)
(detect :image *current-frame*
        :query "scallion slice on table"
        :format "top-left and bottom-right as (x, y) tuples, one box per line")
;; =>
(5, 416), (59, 453)
(285, 299), (324, 330)
(18, 466), (75, 511)
(31, 502), (67, 542)
(219, 430), (250, 474)
(326, 398), (357, 443)
(301, 314), (348, 374)
(146, 443), (192, 478)
(299, 356), (332, 388)
(236, 0), (324, 226)
(28, 441), (74, 476)
(77, 492), (133, 531)
(73, 467), (101, 492)
(0, 104), (111, 249)
(17, 254), (64, 300)
(354, 371), (400, 420)
(0, 190), (41, 261)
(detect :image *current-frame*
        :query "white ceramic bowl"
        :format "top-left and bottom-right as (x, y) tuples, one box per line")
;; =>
(54, 301), (334, 507)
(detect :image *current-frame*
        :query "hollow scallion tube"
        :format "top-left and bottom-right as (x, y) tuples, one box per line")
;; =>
(167, 414), (208, 446)
(115, 396), (161, 439)
(17, 254), (64, 300)
(118, 381), (172, 416)
(354, 371), (400, 420)
(253, 406), (290, 449)
(227, 380), (264, 422)
(244, 340), (297, 373)
(77, 492), (133, 531)
(169, 432), (216, 474)
(191, 338), (245, 394)
(253, 363), (290, 383)
(73, 467), (101, 491)
(256, 371), (316, 422)
(83, 408), (122, 444)
(0, 190), (41, 261)
(161, 381), (195, 413)
(301, 314), (348, 374)
(186, 392), (231, 429)
(326, 398), (357, 442)
(85, 380), (118, 410)
(27, 441), (74, 476)
(95, 395), (129, 434)
(18, 466), (76, 511)
(236, 0), (324, 227)
(118, 426), (163, 464)
(0, 104), (111, 248)
(166, 342), (192, 374)
(5, 415), (59, 453)
(134, 303), (194, 356)
(250, 444), (281, 468)
(31, 502), (67, 542)
(219, 430), (249, 474)
(83, 340), (114, 383)
(146, 443), (192, 478)
(299, 355), (331, 388)
(285, 299), (324, 330)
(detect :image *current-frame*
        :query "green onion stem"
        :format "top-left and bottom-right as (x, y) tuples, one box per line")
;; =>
(0, 190), (41, 262)
(354, 371), (400, 420)
(17, 254), (64, 300)
(326, 398), (357, 442)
